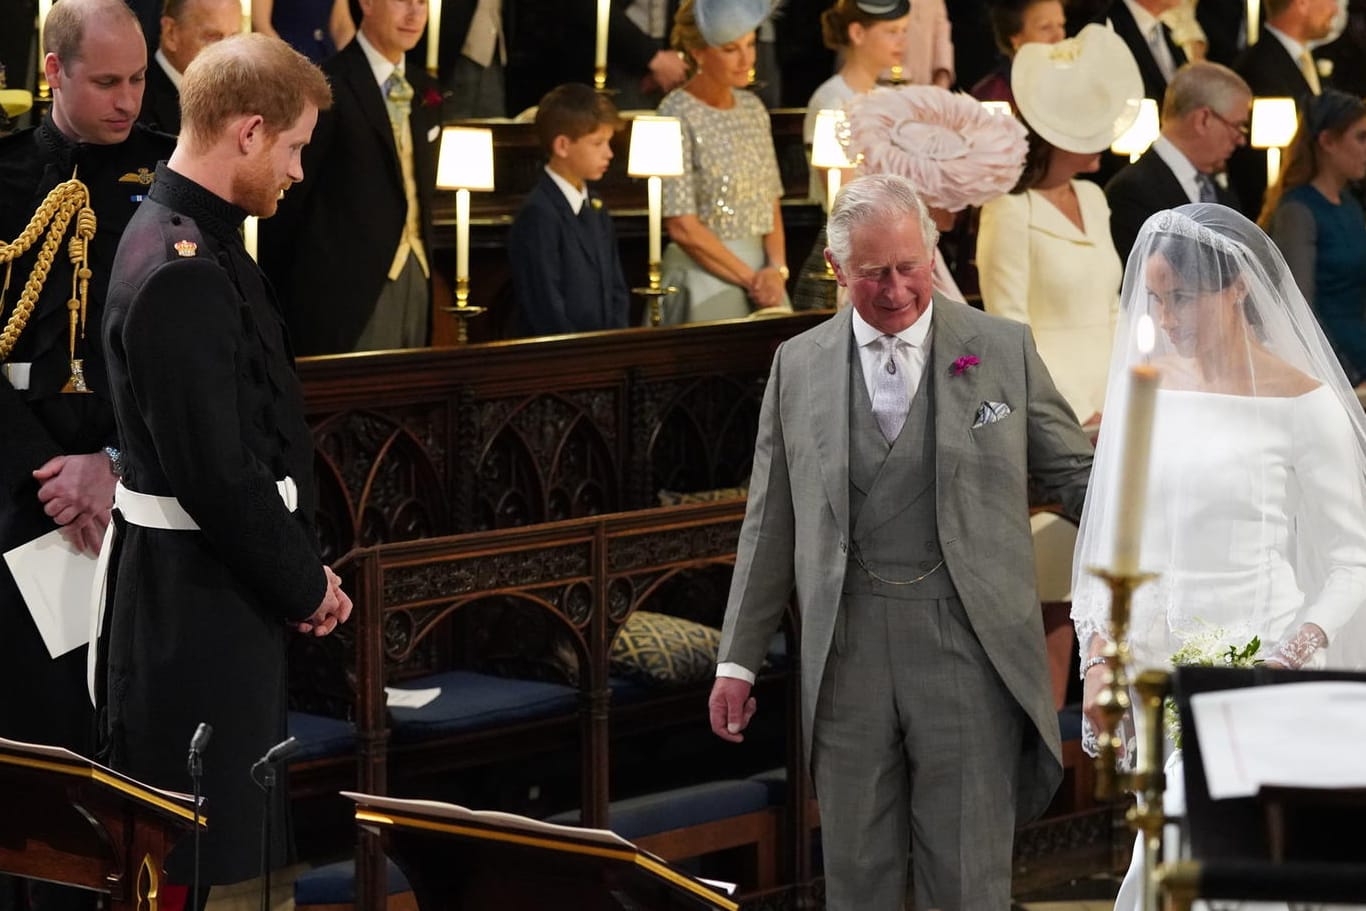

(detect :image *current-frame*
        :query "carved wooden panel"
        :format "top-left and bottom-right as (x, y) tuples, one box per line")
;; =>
(299, 316), (826, 547)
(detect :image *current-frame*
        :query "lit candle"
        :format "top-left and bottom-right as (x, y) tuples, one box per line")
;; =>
(1247, 0), (1259, 46)
(243, 216), (259, 262)
(455, 187), (470, 284)
(647, 175), (662, 265)
(427, 0), (442, 74)
(1112, 315), (1160, 576)
(239, 0), (250, 32)
(595, 0), (610, 71)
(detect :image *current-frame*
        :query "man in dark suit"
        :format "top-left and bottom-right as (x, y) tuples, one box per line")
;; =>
(1230, 0), (1338, 216)
(262, 0), (440, 354)
(138, 0), (242, 133)
(1100, 0), (1187, 103)
(438, 0), (507, 117)
(508, 84), (629, 335)
(1106, 61), (1250, 262)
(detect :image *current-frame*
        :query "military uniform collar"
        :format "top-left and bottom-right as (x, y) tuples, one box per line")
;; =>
(36, 114), (143, 176)
(148, 162), (248, 244)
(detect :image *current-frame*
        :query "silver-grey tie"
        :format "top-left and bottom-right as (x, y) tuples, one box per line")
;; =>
(871, 335), (909, 442)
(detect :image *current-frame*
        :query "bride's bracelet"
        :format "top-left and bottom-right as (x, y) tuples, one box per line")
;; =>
(1080, 655), (1109, 680)
(1270, 623), (1328, 669)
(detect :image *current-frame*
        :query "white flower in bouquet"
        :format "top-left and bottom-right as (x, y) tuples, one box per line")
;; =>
(1163, 627), (1264, 748)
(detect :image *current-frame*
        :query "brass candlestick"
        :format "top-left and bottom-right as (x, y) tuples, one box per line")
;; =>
(443, 276), (486, 345)
(1090, 568), (1171, 911)
(632, 260), (675, 328)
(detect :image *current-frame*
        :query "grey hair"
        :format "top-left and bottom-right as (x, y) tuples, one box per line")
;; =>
(1162, 61), (1250, 123)
(826, 173), (940, 269)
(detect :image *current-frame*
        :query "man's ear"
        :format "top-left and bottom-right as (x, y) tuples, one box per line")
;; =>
(550, 134), (572, 160)
(236, 114), (267, 154)
(825, 249), (847, 287)
(43, 53), (62, 92)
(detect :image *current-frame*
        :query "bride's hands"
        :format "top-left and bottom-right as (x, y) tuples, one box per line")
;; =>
(1267, 622), (1328, 669)
(1081, 659), (1111, 738)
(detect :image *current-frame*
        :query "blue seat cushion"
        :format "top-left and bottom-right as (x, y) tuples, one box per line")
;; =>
(294, 858), (410, 905)
(747, 767), (788, 806)
(545, 779), (772, 842)
(287, 712), (355, 762)
(387, 670), (579, 742)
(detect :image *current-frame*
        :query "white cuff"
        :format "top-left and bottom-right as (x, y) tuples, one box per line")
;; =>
(715, 662), (756, 685)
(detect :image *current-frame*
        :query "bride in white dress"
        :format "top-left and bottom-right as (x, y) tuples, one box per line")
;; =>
(1070, 203), (1366, 910)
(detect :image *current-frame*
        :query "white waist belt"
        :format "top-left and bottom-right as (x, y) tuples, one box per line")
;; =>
(2, 362), (32, 391)
(86, 476), (300, 703)
(114, 477), (300, 528)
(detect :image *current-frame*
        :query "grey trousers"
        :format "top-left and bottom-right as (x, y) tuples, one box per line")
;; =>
(353, 252), (429, 352)
(445, 56), (505, 119)
(812, 596), (1026, 911)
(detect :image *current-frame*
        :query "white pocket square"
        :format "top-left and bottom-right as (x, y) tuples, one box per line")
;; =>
(972, 401), (1012, 428)
(427, 125), (441, 143)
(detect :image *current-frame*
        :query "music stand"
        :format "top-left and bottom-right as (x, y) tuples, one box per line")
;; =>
(0, 736), (200, 909)
(343, 792), (740, 911)
(1161, 666), (1366, 908)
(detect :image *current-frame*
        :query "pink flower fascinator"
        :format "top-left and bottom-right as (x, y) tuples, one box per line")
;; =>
(846, 86), (1028, 213)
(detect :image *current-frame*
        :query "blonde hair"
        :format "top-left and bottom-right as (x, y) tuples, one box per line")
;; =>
(44, 0), (142, 63)
(670, 0), (706, 52)
(179, 33), (332, 150)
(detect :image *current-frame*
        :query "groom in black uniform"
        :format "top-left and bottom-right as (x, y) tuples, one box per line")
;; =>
(100, 33), (351, 903)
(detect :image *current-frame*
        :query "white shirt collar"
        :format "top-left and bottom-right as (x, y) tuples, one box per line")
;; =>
(1150, 135), (1204, 203)
(1120, 0), (1162, 40)
(154, 48), (183, 90)
(355, 29), (402, 89)
(851, 298), (934, 350)
(545, 166), (588, 215)
(1263, 23), (1308, 63)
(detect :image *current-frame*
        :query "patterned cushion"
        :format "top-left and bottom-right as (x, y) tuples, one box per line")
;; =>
(610, 611), (721, 687)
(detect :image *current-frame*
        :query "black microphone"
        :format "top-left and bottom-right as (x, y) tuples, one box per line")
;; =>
(189, 722), (213, 756)
(186, 722), (212, 911)
(255, 736), (299, 768)
(253, 735), (300, 911)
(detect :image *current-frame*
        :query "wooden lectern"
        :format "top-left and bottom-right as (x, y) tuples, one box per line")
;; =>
(0, 737), (200, 910)
(344, 792), (740, 911)
(1160, 667), (1366, 908)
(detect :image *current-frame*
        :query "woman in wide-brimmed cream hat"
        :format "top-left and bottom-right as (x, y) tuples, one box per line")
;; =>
(976, 23), (1143, 426)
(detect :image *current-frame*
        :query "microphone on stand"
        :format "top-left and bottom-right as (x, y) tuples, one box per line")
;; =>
(252, 736), (300, 911)
(186, 723), (212, 911)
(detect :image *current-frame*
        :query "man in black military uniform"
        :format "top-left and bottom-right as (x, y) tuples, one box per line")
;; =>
(0, 3), (170, 909)
(0, 0), (171, 755)
(101, 33), (350, 906)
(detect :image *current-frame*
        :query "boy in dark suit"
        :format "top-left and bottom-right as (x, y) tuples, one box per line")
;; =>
(509, 83), (630, 336)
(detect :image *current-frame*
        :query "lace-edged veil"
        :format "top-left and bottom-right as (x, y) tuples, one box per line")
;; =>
(1070, 203), (1366, 682)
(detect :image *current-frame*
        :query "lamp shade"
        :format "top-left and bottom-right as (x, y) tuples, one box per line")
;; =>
(436, 127), (495, 190)
(1251, 97), (1298, 149)
(627, 116), (684, 177)
(1110, 97), (1160, 158)
(980, 101), (1013, 117)
(811, 109), (852, 169)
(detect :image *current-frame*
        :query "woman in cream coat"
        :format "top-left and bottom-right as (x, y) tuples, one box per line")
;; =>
(977, 25), (1141, 424)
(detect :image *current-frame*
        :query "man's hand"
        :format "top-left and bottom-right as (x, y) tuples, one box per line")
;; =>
(295, 565), (354, 636)
(33, 453), (116, 555)
(708, 676), (757, 743)
(647, 49), (689, 93)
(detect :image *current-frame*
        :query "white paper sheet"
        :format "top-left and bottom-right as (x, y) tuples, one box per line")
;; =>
(385, 686), (441, 709)
(3, 529), (99, 658)
(1190, 681), (1366, 799)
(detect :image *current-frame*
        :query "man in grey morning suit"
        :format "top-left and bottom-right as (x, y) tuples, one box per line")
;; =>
(708, 174), (1093, 910)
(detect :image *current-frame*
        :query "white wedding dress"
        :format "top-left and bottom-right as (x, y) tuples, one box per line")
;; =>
(1079, 386), (1366, 911)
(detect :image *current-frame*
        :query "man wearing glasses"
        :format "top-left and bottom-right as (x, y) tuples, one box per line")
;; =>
(1106, 60), (1251, 263)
